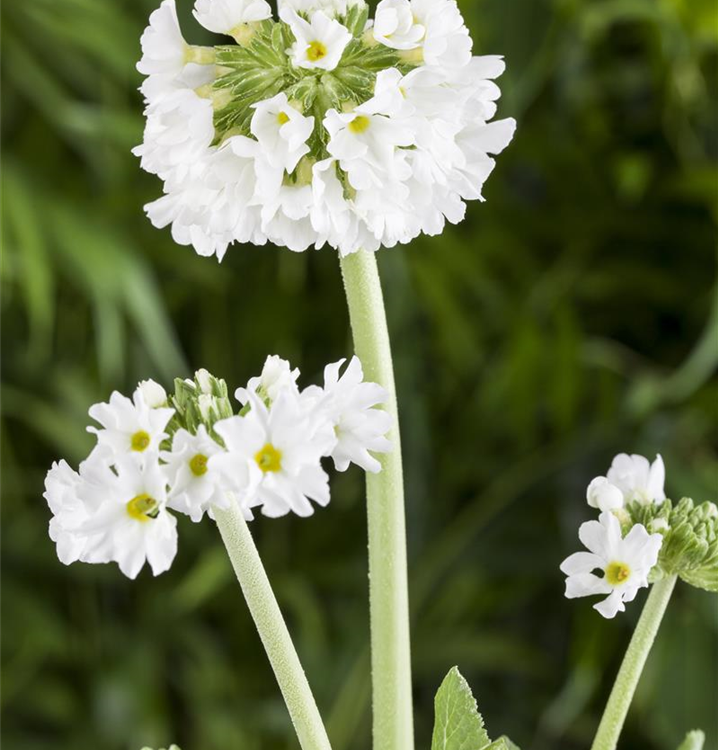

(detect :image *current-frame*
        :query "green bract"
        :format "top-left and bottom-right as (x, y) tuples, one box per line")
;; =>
(624, 498), (718, 592)
(208, 14), (416, 156)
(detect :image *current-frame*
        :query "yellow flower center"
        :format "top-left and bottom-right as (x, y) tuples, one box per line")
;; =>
(306, 40), (328, 62)
(605, 561), (631, 586)
(126, 493), (158, 522)
(255, 443), (282, 473)
(131, 430), (151, 452)
(277, 111), (290, 125)
(349, 115), (371, 134)
(189, 453), (208, 477)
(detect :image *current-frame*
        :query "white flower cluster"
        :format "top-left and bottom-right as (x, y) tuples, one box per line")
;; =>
(560, 453), (665, 618)
(44, 356), (391, 578)
(135, 0), (516, 258)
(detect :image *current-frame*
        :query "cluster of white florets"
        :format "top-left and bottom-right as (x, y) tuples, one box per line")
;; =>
(560, 454), (666, 619)
(44, 355), (391, 578)
(135, 0), (516, 258)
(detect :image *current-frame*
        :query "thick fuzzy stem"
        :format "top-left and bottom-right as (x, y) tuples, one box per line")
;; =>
(215, 500), (332, 750)
(591, 575), (678, 750)
(339, 250), (415, 750)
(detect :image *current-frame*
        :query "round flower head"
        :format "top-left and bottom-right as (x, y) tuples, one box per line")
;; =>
(607, 453), (666, 505)
(560, 512), (663, 619)
(213, 391), (331, 518)
(135, 0), (516, 257)
(88, 390), (174, 462)
(162, 425), (235, 522)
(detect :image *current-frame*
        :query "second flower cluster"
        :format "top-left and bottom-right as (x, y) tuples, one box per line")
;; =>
(44, 355), (391, 579)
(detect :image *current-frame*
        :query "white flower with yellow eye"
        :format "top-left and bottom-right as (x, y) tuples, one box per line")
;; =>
(321, 357), (392, 473)
(162, 426), (234, 522)
(281, 8), (352, 70)
(607, 453), (666, 505)
(193, 0), (272, 35)
(560, 512), (663, 619)
(78, 457), (178, 579)
(373, 0), (424, 50)
(324, 99), (414, 190)
(88, 391), (174, 462)
(251, 94), (315, 173)
(212, 391), (330, 518)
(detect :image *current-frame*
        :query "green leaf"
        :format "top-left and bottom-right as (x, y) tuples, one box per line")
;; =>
(677, 730), (705, 750)
(431, 666), (491, 750)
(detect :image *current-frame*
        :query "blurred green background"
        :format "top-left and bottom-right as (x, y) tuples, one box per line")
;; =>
(2, 0), (717, 748)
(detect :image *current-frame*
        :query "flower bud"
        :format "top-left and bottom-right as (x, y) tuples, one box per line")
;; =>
(586, 476), (624, 512)
(136, 379), (168, 408)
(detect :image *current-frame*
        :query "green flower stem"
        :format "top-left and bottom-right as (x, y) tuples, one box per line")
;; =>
(339, 250), (415, 750)
(214, 499), (332, 750)
(591, 575), (678, 750)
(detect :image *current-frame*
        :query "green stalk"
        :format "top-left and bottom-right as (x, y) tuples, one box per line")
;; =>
(339, 250), (415, 750)
(591, 575), (678, 750)
(214, 499), (332, 750)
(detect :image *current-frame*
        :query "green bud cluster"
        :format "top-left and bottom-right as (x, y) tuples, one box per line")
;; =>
(625, 498), (718, 593)
(208, 11), (417, 158)
(168, 369), (235, 441)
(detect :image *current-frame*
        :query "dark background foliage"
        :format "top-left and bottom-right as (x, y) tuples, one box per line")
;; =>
(2, 0), (717, 748)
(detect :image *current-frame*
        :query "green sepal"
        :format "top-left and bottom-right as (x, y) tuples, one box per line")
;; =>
(343, 3), (370, 36)
(431, 667), (520, 750)
(679, 567), (718, 593)
(677, 730), (705, 750)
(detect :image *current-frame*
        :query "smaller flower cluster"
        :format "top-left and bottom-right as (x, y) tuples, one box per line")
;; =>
(560, 453), (718, 618)
(45, 356), (391, 579)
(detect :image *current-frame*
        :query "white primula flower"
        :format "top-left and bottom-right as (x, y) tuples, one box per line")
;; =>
(324, 100), (413, 190)
(236, 354), (301, 405)
(133, 89), (215, 182)
(410, 0), (471, 70)
(193, 0), (272, 35)
(322, 357), (391, 473)
(136, 379), (168, 408)
(282, 8), (352, 71)
(586, 476), (624, 512)
(88, 391), (174, 461)
(162, 426), (234, 522)
(44, 456), (112, 565)
(373, 0), (425, 50)
(212, 391), (331, 518)
(251, 94), (315, 173)
(607, 453), (666, 505)
(79, 457), (178, 579)
(560, 512), (663, 619)
(137, 0), (189, 77)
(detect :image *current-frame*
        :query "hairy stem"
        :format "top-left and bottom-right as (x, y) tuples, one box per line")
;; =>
(591, 575), (678, 750)
(339, 250), (415, 750)
(214, 499), (332, 750)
